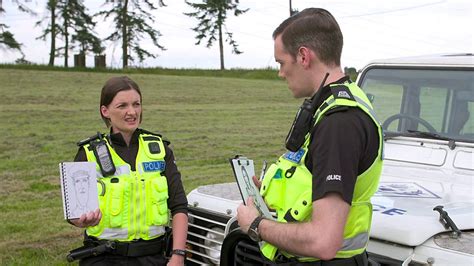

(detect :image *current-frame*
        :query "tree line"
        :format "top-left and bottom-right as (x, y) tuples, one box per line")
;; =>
(0, 0), (248, 69)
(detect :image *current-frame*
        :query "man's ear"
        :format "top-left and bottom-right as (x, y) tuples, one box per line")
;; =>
(298, 46), (313, 69)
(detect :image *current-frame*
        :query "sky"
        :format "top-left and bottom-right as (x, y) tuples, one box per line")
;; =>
(0, 0), (473, 70)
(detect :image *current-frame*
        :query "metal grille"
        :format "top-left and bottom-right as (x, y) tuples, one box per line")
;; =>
(234, 239), (267, 265)
(186, 208), (230, 265)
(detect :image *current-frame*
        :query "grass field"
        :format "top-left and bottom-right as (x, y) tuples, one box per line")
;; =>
(0, 68), (299, 265)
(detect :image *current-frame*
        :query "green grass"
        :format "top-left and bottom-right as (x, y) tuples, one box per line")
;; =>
(0, 68), (299, 265)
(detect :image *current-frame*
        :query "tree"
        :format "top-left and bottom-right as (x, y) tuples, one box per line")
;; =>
(0, 0), (35, 54)
(72, 25), (103, 57)
(99, 0), (166, 68)
(63, 0), (102, 67)
(0, 25), (22, 51)
(184, 0), (248, 70)
(36, 0), (59, 66)
(36, 0), (102, 67)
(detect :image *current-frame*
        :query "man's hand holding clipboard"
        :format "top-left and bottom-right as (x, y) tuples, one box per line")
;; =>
(229, 156), (274, 220)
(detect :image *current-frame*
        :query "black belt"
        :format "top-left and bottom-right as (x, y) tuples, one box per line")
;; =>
(84, 235), (166, 257)
(274, 252), (368, 266)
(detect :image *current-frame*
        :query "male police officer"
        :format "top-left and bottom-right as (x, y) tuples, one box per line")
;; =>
(237, 8), (383, 265)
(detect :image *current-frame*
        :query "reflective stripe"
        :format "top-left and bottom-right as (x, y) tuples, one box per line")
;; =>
(316, 95), (379, 122)
(138, 165), (144, 175)
(340, 232), (369, 251)
(98, 226), (166, 240)
(149, 225), (166, 237)
(314, 98), (335, 119)
(100, 228), (129, 239)
(315, 94), (380, 124)
(353, 95), (380, 123)
(114, 165), (131, 176)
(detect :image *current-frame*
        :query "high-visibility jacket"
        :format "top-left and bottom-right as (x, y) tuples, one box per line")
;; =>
(259, 82), (384, 261)
(83, 132), (169, 241)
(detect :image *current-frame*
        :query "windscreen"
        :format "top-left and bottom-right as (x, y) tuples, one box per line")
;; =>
(359, 68), (474, 142)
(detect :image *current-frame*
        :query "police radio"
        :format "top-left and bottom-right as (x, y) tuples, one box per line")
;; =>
(285, 73), (329, 152)
(90, 134), (116, 177)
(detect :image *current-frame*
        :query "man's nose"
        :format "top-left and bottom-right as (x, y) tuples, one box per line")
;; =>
(278, 69), (285, 79)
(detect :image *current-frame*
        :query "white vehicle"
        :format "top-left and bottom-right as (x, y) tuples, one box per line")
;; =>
(184, 54), (474, 265)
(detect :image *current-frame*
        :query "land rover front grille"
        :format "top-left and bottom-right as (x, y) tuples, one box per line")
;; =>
(234, 239), (269, 265)
(186, 207), (230, 265)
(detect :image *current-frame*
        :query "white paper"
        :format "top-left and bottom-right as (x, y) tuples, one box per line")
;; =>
(230, 157), (275, 220)
(59, 162), (99, 220)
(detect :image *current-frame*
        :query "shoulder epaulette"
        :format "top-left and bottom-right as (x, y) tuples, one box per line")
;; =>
(139, 128), (170, 145)
(139, 128), (162, 137)
(76, 132), (104, 146)
(330, 84), (355, 101)
(161, 136), (171, 145)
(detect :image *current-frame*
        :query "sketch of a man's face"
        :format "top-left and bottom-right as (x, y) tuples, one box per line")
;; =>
(72, 170), (90, 207)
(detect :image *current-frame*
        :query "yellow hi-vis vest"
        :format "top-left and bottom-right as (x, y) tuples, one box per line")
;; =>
(83, 132), (170, 241)
(259, 82), (384, 261)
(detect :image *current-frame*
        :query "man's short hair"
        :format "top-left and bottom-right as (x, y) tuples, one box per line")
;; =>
(273, 8), (343, 66)
(72, 170), (90, 181)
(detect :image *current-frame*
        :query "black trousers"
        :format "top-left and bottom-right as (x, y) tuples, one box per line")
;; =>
(274, 252), (369, 266)
(79, 253), (168, 266)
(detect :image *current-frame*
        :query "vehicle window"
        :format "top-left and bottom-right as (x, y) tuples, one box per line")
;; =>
(461, 100), (474, 137)
(419, 87), (447, 132)
(359, 68), (473, 142)
(360, 79), (403, 129)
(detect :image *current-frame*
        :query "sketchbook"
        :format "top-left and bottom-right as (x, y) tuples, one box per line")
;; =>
(59, 162), (99, 220)
(229, 157), (275, 220)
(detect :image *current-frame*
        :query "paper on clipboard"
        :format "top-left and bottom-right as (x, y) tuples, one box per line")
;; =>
(229, 157), (275, 220)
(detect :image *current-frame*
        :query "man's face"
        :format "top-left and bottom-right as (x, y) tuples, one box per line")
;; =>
(74, 175), (89, 204)
(274, 35), (311, 98)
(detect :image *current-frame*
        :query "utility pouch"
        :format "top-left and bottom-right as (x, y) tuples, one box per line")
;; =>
(283, 190), (312, 222)
(146, 176), (169, 226)
(109, 181), (125, 228)
(260, 163), (285, 210)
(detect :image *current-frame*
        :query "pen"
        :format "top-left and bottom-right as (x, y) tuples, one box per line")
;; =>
(259, 160), (267, 181)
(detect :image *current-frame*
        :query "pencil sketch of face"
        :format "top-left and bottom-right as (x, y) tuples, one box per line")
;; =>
(241, 166), (255, 197)
(72, 170), (90, 207)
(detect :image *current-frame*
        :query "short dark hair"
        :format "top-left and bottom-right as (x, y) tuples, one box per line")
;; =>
(273, 8), (343, 66)
(100, 76), (143, 127)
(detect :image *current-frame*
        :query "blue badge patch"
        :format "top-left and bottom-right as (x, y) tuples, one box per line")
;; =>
(143, 161), (165, 172)
(283, 148), (305, 164)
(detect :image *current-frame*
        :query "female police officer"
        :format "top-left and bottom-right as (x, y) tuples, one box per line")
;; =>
(70, 76), (188, 266)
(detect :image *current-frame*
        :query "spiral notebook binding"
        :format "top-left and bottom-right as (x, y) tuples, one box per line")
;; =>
(59, 161), (99, 220)
(59, 162), (71, 219)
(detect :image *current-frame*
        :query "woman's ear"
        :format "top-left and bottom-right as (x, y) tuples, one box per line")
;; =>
(100, 105), (109, 118)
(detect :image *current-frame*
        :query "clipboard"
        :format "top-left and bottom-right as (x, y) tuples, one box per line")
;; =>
(229, 156), (275, 220)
